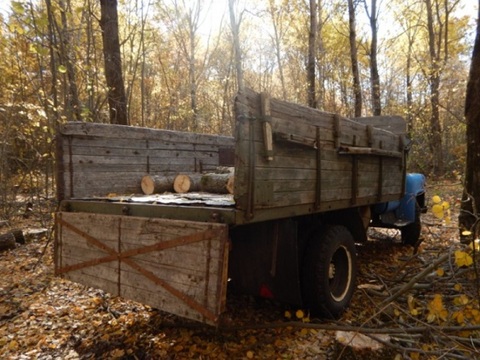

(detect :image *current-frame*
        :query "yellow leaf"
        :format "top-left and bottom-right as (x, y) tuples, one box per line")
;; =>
(453, 310), (465, 324)
(300, 328), (308, 336)
(295, 309), (304, 319)
(246, 350), (254, 359)
(469, 239), (480, 252)
(441, 201), (450, 210)
(274, 339), (284, 347)
(8, 340), (19, 351)
(455, 250), (473, 267)
(174, 345), (184, 352)
(410, 352), (420, 360)
(432, 204), (444, 219)
(436, 268), (445, 277)
(109, 349), (125, 359)
(454, 283), (463, 292)
(453, 294), (469, 306)
(432, 195), (442, 204)
(462, 230), (472, 237)
(284, 310), (292, 319)
(427, 294), (448, 322)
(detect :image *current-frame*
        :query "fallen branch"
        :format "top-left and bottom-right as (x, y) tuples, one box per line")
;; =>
(379, 252), (450, 307)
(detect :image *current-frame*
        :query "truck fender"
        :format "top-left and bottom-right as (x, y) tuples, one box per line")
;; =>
(322, 208), (368, 243)
(395, 173), (426, 224)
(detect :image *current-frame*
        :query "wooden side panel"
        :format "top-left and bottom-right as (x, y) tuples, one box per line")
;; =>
(56, 122), (234, 199)
(234, 88), (405, 218)
(55, 212), (229, 325)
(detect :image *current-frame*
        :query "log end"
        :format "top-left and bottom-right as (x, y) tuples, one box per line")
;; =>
(141, 175), (155, 195)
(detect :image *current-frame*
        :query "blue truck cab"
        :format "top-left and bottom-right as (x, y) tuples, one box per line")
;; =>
(371, 173), (426, 246)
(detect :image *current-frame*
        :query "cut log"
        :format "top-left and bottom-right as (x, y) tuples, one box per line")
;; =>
(174, 174), (203, 193)
(214, 166), (235, 174)
(141, 175), (174, 195)
(0, 232), (16, 251)
(201, 173), (235, 194)
(11, 229), (25, 244)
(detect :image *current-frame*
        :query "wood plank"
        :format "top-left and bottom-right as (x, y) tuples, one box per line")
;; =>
(61, 122), (234, 146)
(56, 212), (229, 325)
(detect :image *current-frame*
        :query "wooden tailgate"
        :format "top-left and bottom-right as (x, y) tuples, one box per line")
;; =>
(55, 212), (229, 325)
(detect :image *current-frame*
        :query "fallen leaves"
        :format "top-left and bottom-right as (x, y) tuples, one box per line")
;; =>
(1, 181), (479, 359)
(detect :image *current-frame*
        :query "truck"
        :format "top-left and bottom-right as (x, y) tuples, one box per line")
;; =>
(54, 88), (426, 325)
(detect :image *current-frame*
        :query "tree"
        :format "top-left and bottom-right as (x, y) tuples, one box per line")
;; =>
(459, 1), (480, 242)
(100, 0), (128, 125)
(348, 0), (362, 117)
(364, 0), (381, 116)
(307, 0), (317, 108)
(229, 0), (244, 93)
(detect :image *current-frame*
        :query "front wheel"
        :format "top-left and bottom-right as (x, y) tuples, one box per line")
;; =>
(302, 225), (357, 318)
(401, 203), (422, 247)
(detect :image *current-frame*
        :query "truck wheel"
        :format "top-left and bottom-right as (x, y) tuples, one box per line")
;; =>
(302, 225), (357, 318)
(401, 204), (421, 247)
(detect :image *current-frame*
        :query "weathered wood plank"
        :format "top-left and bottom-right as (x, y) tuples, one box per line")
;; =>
(56, 212), (229, 325)
(233, 88), (405, 217)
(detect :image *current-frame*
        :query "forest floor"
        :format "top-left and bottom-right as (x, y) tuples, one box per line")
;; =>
(1, 180), (480, 359)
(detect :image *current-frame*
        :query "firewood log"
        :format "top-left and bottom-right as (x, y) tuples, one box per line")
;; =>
(173, 174), (203, 193)
(0, 232), (16, 251)
(201, 173), (234, 194)
(141, 175), (174, 195)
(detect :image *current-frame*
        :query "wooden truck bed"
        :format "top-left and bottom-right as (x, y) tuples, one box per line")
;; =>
(55, 88), (407, 324)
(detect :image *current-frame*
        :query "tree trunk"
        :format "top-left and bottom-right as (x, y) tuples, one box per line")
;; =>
(348, 0), (362, 117)
(229, 0), (244, 93)
(58, 0), (82, 121)
(307, 0), (317, 108)
(100, 0), (128, 125)
(366, 0), (381, 116)
(459, 3), (480, 242)
(425, 0), (444, 175)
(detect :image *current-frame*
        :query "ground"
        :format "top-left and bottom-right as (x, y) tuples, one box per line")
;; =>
(1, 181), (479, 359)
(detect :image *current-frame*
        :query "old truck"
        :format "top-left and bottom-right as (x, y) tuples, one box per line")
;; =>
(54, 88), (426, 325)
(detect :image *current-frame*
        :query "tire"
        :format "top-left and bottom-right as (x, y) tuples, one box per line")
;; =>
(401, 203), (421, 247)
(302, 225), (357, 319)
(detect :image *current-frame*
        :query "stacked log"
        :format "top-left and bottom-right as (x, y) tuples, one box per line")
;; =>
(200, 173), (234, 194)
(173, 174), (202, 193)
(141, 175), (174, 195)
(141, 168), (234, 195)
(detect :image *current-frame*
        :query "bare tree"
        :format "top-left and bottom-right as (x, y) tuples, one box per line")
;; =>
(459, 1), (480, 242)
(100, 0), (128, 125)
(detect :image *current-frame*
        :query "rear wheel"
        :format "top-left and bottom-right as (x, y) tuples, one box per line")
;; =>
(302, 225), (357, 318)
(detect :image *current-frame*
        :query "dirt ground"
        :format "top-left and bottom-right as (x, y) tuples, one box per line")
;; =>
(1, 181), (479, 359)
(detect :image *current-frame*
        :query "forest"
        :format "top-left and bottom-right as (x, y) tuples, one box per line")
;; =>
(1, 0), (480, 359)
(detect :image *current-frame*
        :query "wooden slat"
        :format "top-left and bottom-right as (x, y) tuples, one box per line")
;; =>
(57, 123), (234, 200)
(56, 212), (229, 325)
(234, 88), (405, 218)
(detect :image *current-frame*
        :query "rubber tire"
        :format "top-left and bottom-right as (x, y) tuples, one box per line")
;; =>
(302, 225), (357, 319)
(401, 203), (421, 247)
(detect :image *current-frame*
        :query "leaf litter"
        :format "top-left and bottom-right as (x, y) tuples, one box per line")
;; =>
(0, 180), (479, 359)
